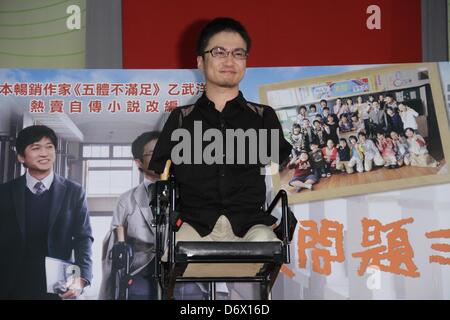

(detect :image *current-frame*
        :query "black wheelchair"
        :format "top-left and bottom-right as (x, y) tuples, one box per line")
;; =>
(149, 161), (296, 300)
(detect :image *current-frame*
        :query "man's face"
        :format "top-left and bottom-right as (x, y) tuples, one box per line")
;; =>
(137, 139), (159, 181)
(18, 136), (56, 176)
(197, 31), (247, 90)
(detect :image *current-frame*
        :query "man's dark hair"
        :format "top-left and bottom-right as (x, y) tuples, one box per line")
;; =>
(15, 125), (58, 156)
(132, 131), (160, 161)
(320, 99), (327, 105)
(196, 17), (252, 56)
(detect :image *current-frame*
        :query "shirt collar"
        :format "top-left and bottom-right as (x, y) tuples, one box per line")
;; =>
(143, 177), (156, 191)
(196, 91), (246, 110)
(26, 170), (54, 193)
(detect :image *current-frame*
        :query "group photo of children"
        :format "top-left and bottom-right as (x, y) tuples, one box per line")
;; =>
(278, 86), (447, 195)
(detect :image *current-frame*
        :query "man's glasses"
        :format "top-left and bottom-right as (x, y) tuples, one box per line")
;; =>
(203, 47), (248, 60)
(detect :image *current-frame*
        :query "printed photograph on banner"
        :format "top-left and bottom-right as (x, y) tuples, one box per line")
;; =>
(448, 0), (450, 60)
(258, 63), (450, 204)
(0, 69), (205, 299)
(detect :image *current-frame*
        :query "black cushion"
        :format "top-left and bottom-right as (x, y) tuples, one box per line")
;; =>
(175, 241), (283, 263)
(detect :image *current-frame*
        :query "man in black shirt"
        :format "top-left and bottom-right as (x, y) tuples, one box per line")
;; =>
(149, 17), (291, 242)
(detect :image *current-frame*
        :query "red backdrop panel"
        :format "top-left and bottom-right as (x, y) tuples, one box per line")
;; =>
(122, 0), (422, 69)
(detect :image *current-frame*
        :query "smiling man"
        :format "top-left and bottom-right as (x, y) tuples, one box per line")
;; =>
(149, 17), (292, 244)
(0, 125), (93, 300)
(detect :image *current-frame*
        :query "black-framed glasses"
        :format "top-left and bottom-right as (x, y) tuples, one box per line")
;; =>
(203, 46), (248, 60)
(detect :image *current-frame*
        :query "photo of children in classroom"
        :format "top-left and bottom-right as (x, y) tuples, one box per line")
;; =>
(259, 63), (450, 202)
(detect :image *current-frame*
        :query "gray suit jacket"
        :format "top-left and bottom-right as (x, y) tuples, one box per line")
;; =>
(98, 182), (154, 299)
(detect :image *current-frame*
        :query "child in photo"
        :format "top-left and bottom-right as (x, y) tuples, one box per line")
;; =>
(309, 141), (327, 178)
(287, 151), (318, 192)
(385, 94), (398, 110)
(301, 118), (315, 150)
(337, 98), (351, 118)
(398, 103), (419, 131)
(312, 120), (330, 148)
(322, 139), (338, 177)
(390, 131), (410, 167)
(404, 127), (439, 167)
(358, 132), (385, 171)
(289, 123), (307, 157)
(333, 98), (343, 116)
(348, 135), (364, 173)
(308, 104), (319, 123)
(378, 93), (386, 109)
(345, 97), (357, 115)
(322, 107), (338, 125)
(296, 105), (308, 125)
(355, 96), (370, 130)
(386, 107), (404, 134)
(325, 114), (339, 144)
(368, 100), (388, 136)
(375, 132), (397, 168)
(350, 114), (365, 134)
(338, 114), (354, 134)
(314, 114), (324, 125)
(336, 138), (354, 174)
(319, 99), (328, 115)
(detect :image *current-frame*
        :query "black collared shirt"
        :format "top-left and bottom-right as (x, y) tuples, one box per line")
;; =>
(149, 92), (291, 237)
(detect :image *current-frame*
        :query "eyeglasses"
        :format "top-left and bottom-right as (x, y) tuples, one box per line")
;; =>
(203, 46), (248, 60)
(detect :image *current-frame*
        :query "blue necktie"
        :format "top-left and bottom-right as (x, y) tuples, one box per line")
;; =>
(34, 181), (45, 195)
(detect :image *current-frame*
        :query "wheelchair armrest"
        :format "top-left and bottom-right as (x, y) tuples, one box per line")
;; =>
(265, 190), (297, 243)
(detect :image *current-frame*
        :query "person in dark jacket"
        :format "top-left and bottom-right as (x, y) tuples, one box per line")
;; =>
(0, 125), (93, 300)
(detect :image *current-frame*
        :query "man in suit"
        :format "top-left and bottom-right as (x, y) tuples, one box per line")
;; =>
(0, 125), (93, 299)
(99, 131), (210, 300)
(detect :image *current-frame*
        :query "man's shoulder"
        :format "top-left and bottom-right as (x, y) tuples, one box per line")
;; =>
(244, 100), (273, 117)
(177, 103), (196, 117)
(116, 183), (143, 204)
(56, 175), (83, 192)
(0, 176), (24, 192)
